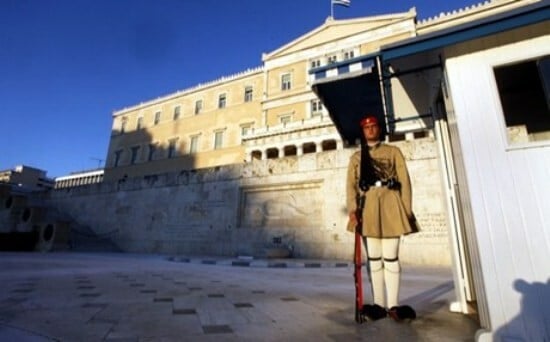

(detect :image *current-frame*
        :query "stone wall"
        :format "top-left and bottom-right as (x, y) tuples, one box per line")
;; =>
(45, 137), (452, 265)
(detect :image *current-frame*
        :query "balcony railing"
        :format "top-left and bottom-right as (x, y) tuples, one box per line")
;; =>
(242, 114), (334, 140)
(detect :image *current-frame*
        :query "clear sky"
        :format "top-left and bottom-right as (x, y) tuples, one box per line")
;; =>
(1, 0), (480, 178)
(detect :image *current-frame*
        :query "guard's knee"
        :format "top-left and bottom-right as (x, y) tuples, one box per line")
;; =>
(368, 257), (383, 272)
(384, 258), (400, 273)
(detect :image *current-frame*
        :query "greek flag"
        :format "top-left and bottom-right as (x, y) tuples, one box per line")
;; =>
(332, 0), (351, 7)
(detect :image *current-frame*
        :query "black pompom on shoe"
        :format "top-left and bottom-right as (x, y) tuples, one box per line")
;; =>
(361, 304), (387, 321)
(388, 305), (417, 321)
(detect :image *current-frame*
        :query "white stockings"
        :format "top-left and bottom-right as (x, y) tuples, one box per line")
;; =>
(364, 237), (401, 309)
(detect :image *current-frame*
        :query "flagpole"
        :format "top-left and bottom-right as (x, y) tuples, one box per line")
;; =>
(331, 0), (334, 19)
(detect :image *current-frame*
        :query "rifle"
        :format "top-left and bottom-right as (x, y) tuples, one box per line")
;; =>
(354, 193), (366, 323)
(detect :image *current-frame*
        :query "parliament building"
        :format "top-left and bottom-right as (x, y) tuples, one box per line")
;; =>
(104, 8), (424, 182)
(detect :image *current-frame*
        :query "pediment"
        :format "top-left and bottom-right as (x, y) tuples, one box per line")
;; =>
(264, 10), (416, 61)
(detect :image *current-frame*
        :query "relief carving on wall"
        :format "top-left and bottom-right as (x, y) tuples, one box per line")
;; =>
(239, 180), (323, 229)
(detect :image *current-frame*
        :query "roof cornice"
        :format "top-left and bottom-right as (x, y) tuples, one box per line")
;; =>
(262, 8), (417, 61)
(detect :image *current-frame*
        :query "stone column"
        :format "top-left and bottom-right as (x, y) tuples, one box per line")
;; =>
(316, 142), (322, 152)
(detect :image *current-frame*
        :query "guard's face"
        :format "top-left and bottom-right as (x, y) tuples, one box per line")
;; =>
(362, 123), (380, 142)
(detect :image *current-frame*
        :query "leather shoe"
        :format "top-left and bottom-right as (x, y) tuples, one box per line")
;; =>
(388, 305), (416, 321)
(361, 304), (387, 320)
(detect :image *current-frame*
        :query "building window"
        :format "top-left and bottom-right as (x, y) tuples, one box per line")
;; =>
(311, 99), (323, 116)
(168, 139), (178, 158)
(120, 118), (127, 134)
(195, 100), (203, 114)
(218, 94), (226, 109)
(251, 150), (262, 160)
(494, 55), (550, 145)
(173, 106), (181, 120)
(343, 50), (355, 60)
(136, 117), (143, 130)
(266, 148), (279, 159)
(303, 142), (316, 154)
(310, 59), (321, 69)
(241, 124), (253, 137)
(279, 115), (292, 125)
(147, 144), (156, 161)
(281, 73), (292, 91)
(284, 145), (297, 157)
(190, 135), (199, 154)
(322, 139), (337, 151)
(240, 123), (253, 142)
(327, 55), (337, 64)
(244, 86), (253, 102)
(130, 146), (140, 164)
(154, 111), (161, 125)
(214, 131), (224, 150)
(114, 150), (123, 167)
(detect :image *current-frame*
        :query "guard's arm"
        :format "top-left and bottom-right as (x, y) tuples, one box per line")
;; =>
(395, 148), (412, 217)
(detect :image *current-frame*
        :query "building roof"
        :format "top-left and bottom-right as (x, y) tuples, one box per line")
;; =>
(381, 0), (549, 60)
(262, 9), (416, 61)
(113, 66), (263, 117)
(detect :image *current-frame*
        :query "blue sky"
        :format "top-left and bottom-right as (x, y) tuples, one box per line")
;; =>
(0, 0), (479, 178)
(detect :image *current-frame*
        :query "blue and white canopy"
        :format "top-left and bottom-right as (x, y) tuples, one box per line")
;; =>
(310, 54), (384, 145)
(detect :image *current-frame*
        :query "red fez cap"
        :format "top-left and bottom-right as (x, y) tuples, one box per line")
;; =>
(360, 116), (378, 127)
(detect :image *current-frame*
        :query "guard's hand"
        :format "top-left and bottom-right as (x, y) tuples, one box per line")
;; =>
(347, 212), (358, 232)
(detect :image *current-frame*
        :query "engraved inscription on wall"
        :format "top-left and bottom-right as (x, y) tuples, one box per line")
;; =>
(239, 180), (323, 229)
(405, 212), (448, 244)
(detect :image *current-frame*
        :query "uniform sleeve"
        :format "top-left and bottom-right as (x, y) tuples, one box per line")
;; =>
(346, 153), (359, 213)
(395, 147), (412, 217)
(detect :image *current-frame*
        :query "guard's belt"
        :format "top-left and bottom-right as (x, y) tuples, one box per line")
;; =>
(371, 178), (400, 189)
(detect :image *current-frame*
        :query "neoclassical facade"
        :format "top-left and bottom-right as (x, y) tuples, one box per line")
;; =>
(104, 1), (542, 183)
(104, 10), (418, 182)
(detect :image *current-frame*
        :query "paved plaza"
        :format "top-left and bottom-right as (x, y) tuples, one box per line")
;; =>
(0, 252), (480, 341)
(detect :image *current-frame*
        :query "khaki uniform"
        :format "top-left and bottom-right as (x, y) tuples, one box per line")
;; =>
(346, 143), (416, 238)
